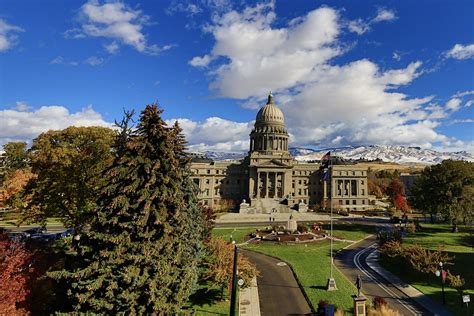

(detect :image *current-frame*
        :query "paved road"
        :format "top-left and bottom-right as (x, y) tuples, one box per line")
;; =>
(242, 250), (312, 316)
(335, 236), (432, 316)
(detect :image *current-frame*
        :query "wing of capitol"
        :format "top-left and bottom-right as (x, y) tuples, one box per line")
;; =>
(190, 93), (369, 214)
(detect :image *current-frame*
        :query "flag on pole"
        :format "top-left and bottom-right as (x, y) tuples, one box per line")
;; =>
(319, 151), (331, 181)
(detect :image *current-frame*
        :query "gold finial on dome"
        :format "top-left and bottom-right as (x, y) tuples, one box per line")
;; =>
(267, 91), (274, 104)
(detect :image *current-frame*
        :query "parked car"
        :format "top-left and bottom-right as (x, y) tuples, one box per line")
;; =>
(22, 227), (47, 238)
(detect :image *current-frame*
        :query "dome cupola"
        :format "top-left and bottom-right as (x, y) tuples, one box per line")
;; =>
(255, 92), (285, 125)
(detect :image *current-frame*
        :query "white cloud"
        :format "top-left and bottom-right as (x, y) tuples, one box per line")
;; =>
(15, 101), (30, 111)
(166, 117), (253, 152)
(189, 54), (213, 67)
(191, 4), (342, 99)
(453, 90), (474, 98)
(445, 43), (474, 60)
(451, 119), (474, 124)
(49, 56), (80, 66)
(66, 0), (172, 55)
(373, 9), (397, 22)
(0, 19), (24, 52)
(84, 56), (104, 66)
(186, 3), (465, 151)
(445, 98), (462, 111)
(465, 100), (474, 108)
(0, 105), (110, 146)
(348, 8), (396, 35)
(104, 42), (119, 54)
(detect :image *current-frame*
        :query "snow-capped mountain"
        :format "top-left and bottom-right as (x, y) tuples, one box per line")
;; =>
(293, 145), (474, 164)
(191, 145), (474, 165)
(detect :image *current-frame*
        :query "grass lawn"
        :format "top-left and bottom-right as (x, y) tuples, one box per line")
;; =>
(212, 226), (268, 244)
(187, 283), (231, 315)
(380, 223), (474, 315)
(323, 222), (377, 241)
(0, 217), (63, 228)
(243, 240), (358, 313)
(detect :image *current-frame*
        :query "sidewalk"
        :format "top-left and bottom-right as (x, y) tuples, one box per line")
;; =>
(366, 250), (453, 316)
(239, 276), (261, 316)
(216, 212), (332, 223)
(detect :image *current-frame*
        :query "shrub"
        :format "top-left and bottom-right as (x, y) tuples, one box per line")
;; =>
(447, 272), (465, 296)
(297, 224), (308, 233)
(404, 245), (453, 274)
(373, 296), (388, 309)
(368, 304), (401, 316)
(379, 241), (403, 258)
(406, 223), (416, 234)
(378, 229), (402, 246)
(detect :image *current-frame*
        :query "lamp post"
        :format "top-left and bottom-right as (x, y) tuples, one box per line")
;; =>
(439, 262), (446, 305)
(230, 241), (239, 316)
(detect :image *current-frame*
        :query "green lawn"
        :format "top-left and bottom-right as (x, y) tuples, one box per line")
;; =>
(243, 240), (359, 313)
(323, 223), (377, 241)
(380, 223), (474, 316)
(0, 217), (63, 227)
(212, 226), (269, 244)
(187, 283), (230, 315)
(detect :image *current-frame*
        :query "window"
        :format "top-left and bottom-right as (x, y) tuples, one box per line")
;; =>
(215, 179), (218, 184)
(362, 200), (365, 205)
(345, 200), (349, 205)
(361, 189), (365, 195)
(298, 189), (302, 195)
(216, 170), (219, 174)
(206, 179), (210, 184)
(205, 189), (209, 196)
(207, 170), (211, 174)
(339, 200), (343, 205)
(361, 180), (364, 185)
(299, 180), (302, 185)
(353, 200), (356, 205)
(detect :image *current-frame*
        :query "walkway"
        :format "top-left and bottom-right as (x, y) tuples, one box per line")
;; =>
(242, 250), (312, 316)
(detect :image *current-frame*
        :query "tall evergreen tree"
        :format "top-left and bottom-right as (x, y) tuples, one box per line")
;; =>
(56, 105), (204, 313)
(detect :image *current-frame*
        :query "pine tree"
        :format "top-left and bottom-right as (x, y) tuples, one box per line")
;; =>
(57, 105), (204, 313)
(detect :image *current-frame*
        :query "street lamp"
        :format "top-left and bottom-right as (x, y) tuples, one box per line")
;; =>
(436, 262), (446, 305)
(230, 241), (238, 316)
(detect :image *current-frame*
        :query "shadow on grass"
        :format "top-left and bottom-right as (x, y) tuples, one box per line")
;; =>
(188, 288), (223, 308)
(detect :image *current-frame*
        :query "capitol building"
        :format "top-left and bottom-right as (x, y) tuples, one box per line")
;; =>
(190, 93), (369, 213)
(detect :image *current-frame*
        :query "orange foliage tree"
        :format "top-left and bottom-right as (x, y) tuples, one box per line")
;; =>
(205, 236), (258, 299)
(0, 168), (36, 207)
(0, 230), (33, 314)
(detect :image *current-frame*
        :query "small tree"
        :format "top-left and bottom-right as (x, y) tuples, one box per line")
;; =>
(0, 230), (33, 314)
(2, 142), (28, 172)
(205, 236), (258, 299)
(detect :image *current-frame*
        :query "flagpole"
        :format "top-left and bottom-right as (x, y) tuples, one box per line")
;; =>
(327, 153), (337, 291)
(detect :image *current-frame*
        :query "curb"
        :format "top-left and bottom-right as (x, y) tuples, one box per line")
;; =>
(366, 250), (453, 316)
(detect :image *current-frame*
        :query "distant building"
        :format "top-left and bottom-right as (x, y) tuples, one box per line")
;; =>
(190, 93), (369, 213)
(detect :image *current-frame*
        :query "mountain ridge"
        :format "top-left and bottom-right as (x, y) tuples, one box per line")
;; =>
(190, 145), (474, 165)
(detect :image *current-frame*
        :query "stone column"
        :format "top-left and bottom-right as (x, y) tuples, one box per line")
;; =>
(273, 172), (277, 198)
(265, 172), (269, 198)
(257, 172), (260, 198)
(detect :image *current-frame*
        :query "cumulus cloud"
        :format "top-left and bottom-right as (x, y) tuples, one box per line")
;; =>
(348, 8), (396, 35)
(191, 3), (342, 99)
(49, 56), (79, 66)
(166, 117), (253, 152)
(0, 105), (110, 146)
(185, 3), (468, 152)
(0, 19), (24, 52)
(189, 54), (213, 67)
(445, 43), (474, 60)
(65, 0), (172, 55)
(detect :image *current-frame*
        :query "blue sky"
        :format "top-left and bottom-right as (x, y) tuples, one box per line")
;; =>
(0, 0), (473, 152)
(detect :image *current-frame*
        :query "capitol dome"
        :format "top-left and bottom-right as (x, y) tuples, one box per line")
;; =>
(255, 92), (285, 125)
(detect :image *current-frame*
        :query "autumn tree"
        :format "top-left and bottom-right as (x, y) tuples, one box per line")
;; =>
(2, 142), (28, 172)
(16, 126), (115, 231)
(0, 229), (33, 314)
(411, 160), (474, 226)
(205, 236), (258, 299)
(52, 105), (205, 313)
(394, 194), (409, 212)
(0, 168), (35, 208)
